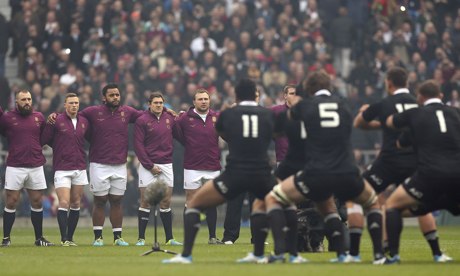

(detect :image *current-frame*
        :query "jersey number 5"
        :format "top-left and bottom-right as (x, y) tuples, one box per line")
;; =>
(242, 114), (258, 138)
(319, 103), (340, 127)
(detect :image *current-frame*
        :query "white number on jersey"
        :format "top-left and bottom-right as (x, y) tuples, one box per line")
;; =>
(435, 110), (447, 133)
(300, 121), (307, 139)
(395, 103), (418, 113)
(319, 103), (340, 127)
(242, 114), (259, 138)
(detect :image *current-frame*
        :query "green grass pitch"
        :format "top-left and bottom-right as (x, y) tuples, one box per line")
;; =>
(0, 226), (459, 276)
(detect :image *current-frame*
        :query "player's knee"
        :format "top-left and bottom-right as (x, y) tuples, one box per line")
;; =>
(361, 190), (378, 211)
(160, 199), (171, 209)
(347, 203), (364, 215)
(269, 184), (293, 206)
(59, 199), (70, 209)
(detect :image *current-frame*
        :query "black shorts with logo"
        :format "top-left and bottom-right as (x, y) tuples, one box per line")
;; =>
(362, 157), (415, 193)
(294, 170), (364, 202)
(213, 169), (277, 200)
(403, 171), (460, 215)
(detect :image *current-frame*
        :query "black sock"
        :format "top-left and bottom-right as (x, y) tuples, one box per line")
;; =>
(284, 208), (298, 256)
(424, 230), (442, 256)
(182, 208), (201, 257)
(349, 227), (363, 257)
(57, 208), (68, 242)
(205, 207), (217, 239)
(386, 208), (403, 257)
(113, 229), (122, 241)
(138, 208), (150, 240)
(3, 208), (16, 238)
(324, 213), (345, 256)
(267, 207), (287, 255)
(93, 227), (103, 240)
(67, 208), (80, 241)
(160, 208), (173, 241)
(367, 209), (384, 259)
(31, 208), (43, 240)
(251, 212), (269, 257)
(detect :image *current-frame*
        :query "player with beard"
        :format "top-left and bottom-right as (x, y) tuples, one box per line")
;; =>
(41, 93), (89, 246)
(172, 89), (222, 244)
(0, 90), (54, 247)
(163, 79), (277, 264)
(79, 83), (143, 246)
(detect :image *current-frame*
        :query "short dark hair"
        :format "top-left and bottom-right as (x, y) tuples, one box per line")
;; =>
(235, 78), (256, 101)
(65, 93), (79, 102)
(102, 83), (119, 96)
(15, 89), (30, 97)
(304, 70), (331, 95)
(417, 80), (441, 99)
(148, 92), (165, 103)
(386, 67), (408, 88)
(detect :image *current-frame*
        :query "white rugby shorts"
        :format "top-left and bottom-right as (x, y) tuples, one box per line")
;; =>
(54, 170), (89, 189)
(138, 163), (174, 188)
(5, 166), (47, 190)
(89, 162), (127, 196)
(183, 169), (220, 190)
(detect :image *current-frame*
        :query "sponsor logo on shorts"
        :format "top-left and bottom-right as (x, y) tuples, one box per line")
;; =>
(296, 180), (309, 195)
(409, 188), (423, 199)
(370, 174), (383, 186)
(216, 181), (228, 194)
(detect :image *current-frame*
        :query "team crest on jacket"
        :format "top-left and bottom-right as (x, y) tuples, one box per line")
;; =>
(121, 111), (125, 117)
(212, 116), (216, 123)
(81, 123), (85, 129)
(166, 118), (170, 124)
(34, 116), (39, 121)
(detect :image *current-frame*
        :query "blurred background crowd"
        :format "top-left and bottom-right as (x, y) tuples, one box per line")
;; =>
(1, 0), (460, 217)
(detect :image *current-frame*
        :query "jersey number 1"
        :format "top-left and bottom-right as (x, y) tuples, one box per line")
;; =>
(435, 110), (447, 133)
(242, 114), (258, 138)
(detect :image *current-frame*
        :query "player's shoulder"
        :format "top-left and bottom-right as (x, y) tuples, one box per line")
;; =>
(32, 111), (45, 120)
(121, 105), (140, 114)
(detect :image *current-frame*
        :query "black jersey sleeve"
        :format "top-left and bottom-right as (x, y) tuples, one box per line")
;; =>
(290, 100), (304, 121)
(215, 110), (226, 134)
(398, 131), (413, 148)
(392, 108), (414, 129)
(362, 102), (382, 122)
(274, 110), (288, 136)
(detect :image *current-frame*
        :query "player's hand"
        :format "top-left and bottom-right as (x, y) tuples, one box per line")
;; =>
(151, 165), (162, 176)
(47, 112), (57, 124)
(359, 104), (370, 113)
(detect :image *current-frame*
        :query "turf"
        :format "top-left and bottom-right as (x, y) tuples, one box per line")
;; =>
(0, 226), (459, 276)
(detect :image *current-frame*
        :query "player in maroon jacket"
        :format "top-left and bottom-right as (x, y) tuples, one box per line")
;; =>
(133, 92), (182, 246)
(0, 90), (54, 247)
(41, 93), (89, 246)
(173, 89), (222, 244)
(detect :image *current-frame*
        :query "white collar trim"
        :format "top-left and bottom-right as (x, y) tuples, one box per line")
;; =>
(424, 98), (443, 106)
(394, 88), (410, 95)
(314, 89), (332, 96)
(239, 101), (258, 106)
